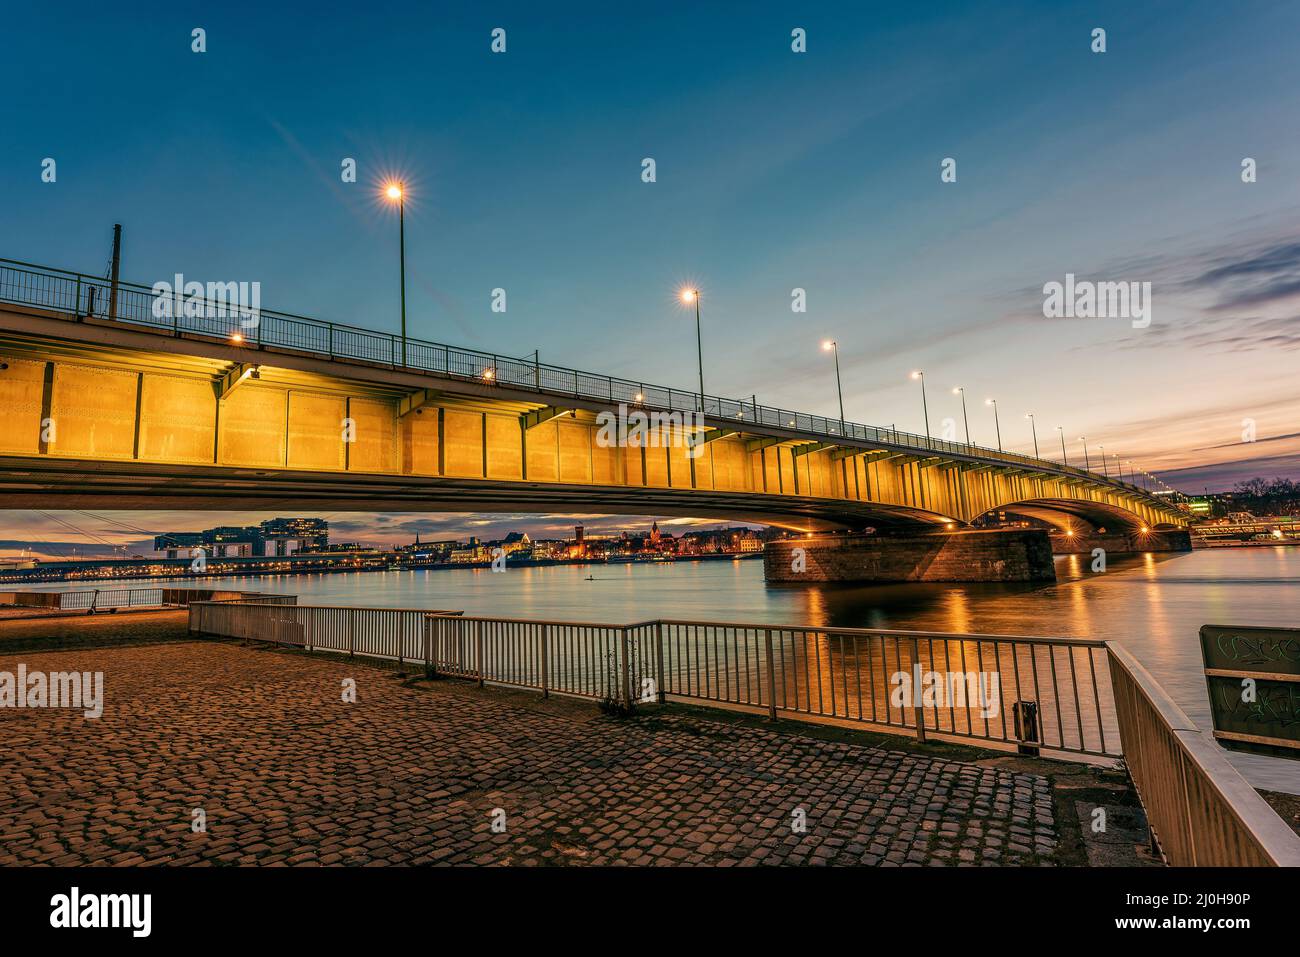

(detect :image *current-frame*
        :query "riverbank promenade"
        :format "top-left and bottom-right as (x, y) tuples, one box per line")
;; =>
(0, 624), (1083, 867)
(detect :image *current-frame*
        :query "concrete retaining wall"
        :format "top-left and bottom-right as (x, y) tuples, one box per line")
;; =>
(764, 529), (1057, 583)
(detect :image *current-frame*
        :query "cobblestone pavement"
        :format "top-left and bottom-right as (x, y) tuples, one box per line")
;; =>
(0, 641), (1058, 866)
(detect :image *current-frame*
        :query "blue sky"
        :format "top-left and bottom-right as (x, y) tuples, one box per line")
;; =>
(3, 1), (1300, 553)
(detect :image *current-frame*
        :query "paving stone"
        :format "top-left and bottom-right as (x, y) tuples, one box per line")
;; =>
(0, 641), (1061, 867)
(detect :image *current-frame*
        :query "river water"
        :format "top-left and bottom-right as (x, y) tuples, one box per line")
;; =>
(41, 547), (1299, 792)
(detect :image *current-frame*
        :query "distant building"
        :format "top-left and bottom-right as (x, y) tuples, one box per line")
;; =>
(153, 532), (205, 559)
(500, 531), (532, 554)
(261, 517), (329, 555)
(154, 517), (329, 558)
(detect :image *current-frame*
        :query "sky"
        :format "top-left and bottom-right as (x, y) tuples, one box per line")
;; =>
(3, 0), (1299, 557)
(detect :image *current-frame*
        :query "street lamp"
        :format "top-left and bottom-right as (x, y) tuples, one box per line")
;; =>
(1025, 412), (1039, 458)
(911, 370), (931, 442)
(985, 398), (1002, 451)
(952, 387), (971, 445)
(681, 288), (705, 414)
(383, 181), (407, 366)
(1055, 425), (1068, 466)
(1098, 444), (1109, 477)
(822, 340), (845, 432)
(1079, 436), (1091, 471)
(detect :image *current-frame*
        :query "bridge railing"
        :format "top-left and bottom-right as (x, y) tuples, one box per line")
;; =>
(0, 257), (1176, 509)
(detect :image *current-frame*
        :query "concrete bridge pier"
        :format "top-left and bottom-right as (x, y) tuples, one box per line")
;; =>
(1049, 528), (1193, 555)
(764, 529), (1058, 584)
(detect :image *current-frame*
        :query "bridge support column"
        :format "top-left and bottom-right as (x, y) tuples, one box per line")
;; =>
(1049, 528), (1192, 555)
(764, 529), (1057, 584)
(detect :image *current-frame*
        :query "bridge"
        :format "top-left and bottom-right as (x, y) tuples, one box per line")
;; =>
(0, 259), (1188, 582)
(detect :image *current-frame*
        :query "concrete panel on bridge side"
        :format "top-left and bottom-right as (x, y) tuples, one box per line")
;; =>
(764, 529), (1058, 583)
(0, 308), (1189, 535)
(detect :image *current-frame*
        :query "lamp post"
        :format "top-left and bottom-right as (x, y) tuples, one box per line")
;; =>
(822, 340), (845, 432)
(384, 181), (407, 366)
(1098, 444), (1109, 477)
(1055, 425), (1068, 466)
(1025, 412), (1039, 458)
(1079, 436), (1090, 472)
(985, 398), (1002, 451)
(681, 288), (705, 414)
(911, 370), (931, 442)
(952, 387), (971, 445)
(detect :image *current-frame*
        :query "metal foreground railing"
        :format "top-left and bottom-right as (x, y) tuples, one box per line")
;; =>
(1106, 644), (1300, 867)
(192, 603), (1118, 756)
(434, 616), (1121, 755)
(190, 603), (1300, 865)
(189, 602), (462, 668)
(1, 587), (294, 613)
(0, 257), (1175, 508)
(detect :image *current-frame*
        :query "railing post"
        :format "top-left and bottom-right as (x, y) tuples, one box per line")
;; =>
(911, 636), (927, 742)
(655, 621), (665, 704)
(541, 624), (550, 699)
(348, 608), (355, 658)
(764, 628), (778, 720)
(476, 620), (485, 687)
(396, 616), (404, 674)
(619, 626), (632, 708)
(73, 276), (82, 319)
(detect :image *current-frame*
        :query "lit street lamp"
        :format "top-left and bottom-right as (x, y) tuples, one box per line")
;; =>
(911, 370), (931, 442)
(383, 181), (407, 366)
(1025, 412), (1039, 458)
(952, 387), (970, 445)
(985, 398), (1002, 451)
(681, 288), (705, 414)
(822, 340), (845, 432)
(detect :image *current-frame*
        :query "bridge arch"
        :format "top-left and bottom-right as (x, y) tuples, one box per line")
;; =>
(975, 497), (1154, 534)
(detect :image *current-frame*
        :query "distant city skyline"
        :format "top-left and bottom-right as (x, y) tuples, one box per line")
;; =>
(0, 511), (761, 562)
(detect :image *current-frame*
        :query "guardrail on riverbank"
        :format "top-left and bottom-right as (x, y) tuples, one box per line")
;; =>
(189, 601), (461, 668)
(430, 616), (1119, 755)
(1106, 643), (1300, 867)
(2, 587), (294, 613)
(193, 603), (1116, 757)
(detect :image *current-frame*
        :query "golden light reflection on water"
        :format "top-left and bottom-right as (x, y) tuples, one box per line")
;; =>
(945, 588), (972, 634)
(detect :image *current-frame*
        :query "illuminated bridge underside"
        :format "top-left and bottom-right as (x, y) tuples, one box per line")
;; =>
(0, 306), (1186, 533)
